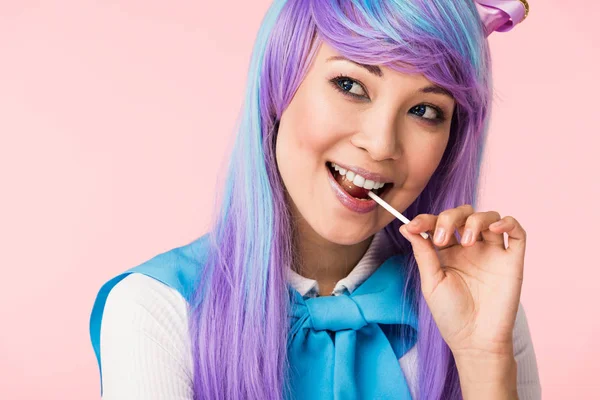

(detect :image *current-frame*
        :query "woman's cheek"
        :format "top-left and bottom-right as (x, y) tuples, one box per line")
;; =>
(299, 92), (355, 153)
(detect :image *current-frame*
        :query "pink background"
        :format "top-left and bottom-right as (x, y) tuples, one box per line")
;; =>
(1, 1), (598, 398)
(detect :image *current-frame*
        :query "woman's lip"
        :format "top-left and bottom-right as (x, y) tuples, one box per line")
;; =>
(326, 164), (378, 214)
(328, 160), (395, 186)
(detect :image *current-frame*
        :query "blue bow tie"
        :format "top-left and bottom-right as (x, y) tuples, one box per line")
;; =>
(287, 254), (418, 400)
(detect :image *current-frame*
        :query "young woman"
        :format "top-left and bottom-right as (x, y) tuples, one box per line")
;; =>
(90, 0), (541, 398)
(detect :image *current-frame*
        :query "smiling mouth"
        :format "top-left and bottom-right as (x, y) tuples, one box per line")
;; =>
(326, 162), (393, 200)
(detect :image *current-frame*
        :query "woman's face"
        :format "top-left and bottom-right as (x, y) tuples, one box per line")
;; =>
(276, 41), (456, 245)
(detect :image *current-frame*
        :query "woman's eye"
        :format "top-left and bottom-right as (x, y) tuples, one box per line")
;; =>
(410, 104), (446, 124)
(331, 75), (447, 124)
(331, 75), (367, 98)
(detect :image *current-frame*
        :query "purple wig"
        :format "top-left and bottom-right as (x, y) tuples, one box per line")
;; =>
(189, 0), (492, 398)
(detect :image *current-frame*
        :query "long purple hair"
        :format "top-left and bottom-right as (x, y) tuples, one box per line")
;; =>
(188, 0), (492, 398)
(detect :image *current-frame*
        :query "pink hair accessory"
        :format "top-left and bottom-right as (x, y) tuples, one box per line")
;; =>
(475, 0), (530, 37)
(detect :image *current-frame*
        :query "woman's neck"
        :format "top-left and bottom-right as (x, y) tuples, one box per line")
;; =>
(292, 219), (373, 296)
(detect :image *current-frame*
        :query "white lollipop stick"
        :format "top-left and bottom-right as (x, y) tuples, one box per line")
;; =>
(367, 191), (430, 240)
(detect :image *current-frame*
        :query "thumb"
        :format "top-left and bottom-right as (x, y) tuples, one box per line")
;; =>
(399, 224), (444, 296)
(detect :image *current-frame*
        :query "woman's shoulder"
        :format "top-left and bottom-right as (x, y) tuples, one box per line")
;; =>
(97, 231), (214, 338)
(90, 231), (212, 334)
(104, 273), (188, 317)
(90, 232), (211, 340)
(100, 273), (191, 358)
(119, 232), (212, 302)
(89, 233), (211, 395)
(98, 274), (194, 398)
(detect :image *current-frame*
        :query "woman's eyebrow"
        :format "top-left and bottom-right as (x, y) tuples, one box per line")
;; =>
(327, 56), (383, 77)
(326, 56), (454, 101)
(419, 85), (455, 101)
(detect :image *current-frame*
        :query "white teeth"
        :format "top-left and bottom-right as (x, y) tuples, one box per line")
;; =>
(330, 162), (388, 190)
(352, 174), (365, 186)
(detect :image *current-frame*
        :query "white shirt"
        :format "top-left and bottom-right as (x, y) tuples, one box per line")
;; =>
(99, 231), (541, 399)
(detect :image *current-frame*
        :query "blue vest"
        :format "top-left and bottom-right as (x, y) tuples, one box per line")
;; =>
(89, 234), (418, 399)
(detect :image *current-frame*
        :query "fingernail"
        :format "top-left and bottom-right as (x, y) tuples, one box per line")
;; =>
(462, 229), (473, 245)
(434, 228), (446, 244)
(400, 226), (408, 238)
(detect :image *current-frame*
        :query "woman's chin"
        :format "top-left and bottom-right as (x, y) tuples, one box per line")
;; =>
(314, 222), (379, 246)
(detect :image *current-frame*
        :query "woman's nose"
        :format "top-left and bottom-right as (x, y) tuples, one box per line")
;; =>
(350, 114), (401, 161)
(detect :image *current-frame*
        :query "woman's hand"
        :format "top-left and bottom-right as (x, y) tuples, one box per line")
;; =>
(399, 204), (526, 365)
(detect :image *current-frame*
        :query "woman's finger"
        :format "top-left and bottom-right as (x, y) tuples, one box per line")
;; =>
(489, 216), (527, 254)
(460, 211), (505, 248)
(399, 224), (444, 296)
(406, 205), (474, 249)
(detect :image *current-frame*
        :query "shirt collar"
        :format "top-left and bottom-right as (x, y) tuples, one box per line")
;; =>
(287, 229), (394, 298)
